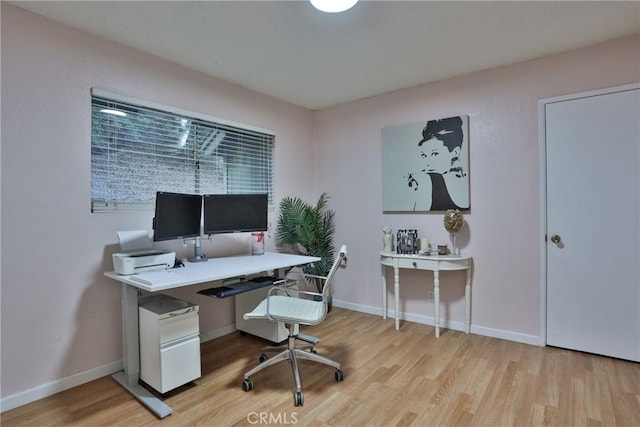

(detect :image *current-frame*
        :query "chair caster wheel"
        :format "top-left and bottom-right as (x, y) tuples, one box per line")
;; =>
(294, 391), (304, 406)
(242, 379), (254, 392)
(335, 369), (345, 381)
(259, 353), (269, 363)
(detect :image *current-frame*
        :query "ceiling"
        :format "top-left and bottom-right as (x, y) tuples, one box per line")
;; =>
(10, 1), (640, 110)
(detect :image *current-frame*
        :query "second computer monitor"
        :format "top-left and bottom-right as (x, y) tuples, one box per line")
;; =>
(203, 193), (268, 235)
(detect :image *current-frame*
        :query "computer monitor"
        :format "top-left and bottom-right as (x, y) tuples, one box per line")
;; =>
(152, 192), (202, 242)
(203, 193), (268, 235)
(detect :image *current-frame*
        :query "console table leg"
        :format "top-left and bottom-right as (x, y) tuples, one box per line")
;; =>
(434, 270), (440, 337)
(465, 269), (471, 334)
(381, 264), (387, 320)
(394, 266), (400, 330)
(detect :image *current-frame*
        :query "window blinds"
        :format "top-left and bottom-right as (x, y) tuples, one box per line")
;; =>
(91, 91), (274, 212)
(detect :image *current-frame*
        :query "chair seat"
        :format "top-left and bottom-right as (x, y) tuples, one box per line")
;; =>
(244, 295), (325, 325)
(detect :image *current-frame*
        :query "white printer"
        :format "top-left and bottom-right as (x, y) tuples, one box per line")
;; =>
(112, 230), (175, 275)
(112, 250), (175, 275)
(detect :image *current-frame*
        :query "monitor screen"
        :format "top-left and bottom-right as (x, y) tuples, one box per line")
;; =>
(153, 192), (202, 241)
(203, 193), (268, 235)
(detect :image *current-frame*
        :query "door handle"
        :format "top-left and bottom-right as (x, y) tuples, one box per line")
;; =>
(550, 235), (561, 244)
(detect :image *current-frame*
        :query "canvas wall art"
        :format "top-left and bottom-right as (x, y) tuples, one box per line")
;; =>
(382, 115), (470, 212)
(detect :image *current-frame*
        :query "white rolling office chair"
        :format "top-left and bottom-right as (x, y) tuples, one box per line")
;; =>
(241, 245), (347, 406)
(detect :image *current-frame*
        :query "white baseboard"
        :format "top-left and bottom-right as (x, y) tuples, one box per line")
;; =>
(200, 323), (237, 343)
(0, 323), (237, 413)
(331, 299), (540, 346)
(0, 360), (123, 413)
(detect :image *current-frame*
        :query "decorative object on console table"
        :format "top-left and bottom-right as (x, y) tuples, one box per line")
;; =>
(419, 238), (431, 254)
(438, 244), (449, 255)
(443, 209), (464, 255)
(382, 226), (393, 252)
(396, 229), (418, 254)
(276, 192), (336, 299)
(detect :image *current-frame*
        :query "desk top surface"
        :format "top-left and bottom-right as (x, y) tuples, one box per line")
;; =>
(105, 251), (320, 292)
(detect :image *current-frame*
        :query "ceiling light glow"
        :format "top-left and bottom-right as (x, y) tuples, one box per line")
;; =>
(310, 0), (358, 13)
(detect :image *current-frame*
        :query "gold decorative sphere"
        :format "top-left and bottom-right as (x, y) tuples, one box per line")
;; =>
(443, 209), (464, 232)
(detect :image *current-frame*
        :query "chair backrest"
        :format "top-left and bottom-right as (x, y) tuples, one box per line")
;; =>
(322, 244), (347, 299)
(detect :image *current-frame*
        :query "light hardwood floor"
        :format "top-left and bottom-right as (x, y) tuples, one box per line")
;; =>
(2, 308), (639, 426)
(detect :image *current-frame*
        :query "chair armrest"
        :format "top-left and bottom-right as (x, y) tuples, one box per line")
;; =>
(268, 277), (298, 294)
(295, 273), (328, 281)
(265, 280), (324, 318)
(281, 271), (329, 291)
(267, 280), (322, 299)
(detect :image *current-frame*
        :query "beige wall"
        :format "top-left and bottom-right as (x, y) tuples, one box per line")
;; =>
(316, 35), (639, 340)
(2, 1), (639, 410)
(0, 3), (314, 405)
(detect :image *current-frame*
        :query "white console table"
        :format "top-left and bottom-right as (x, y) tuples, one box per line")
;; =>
(104, 251), (319, 418)
(380, 251), (472, 336)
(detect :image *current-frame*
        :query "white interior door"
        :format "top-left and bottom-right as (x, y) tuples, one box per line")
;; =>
(544, 85), (640, 362)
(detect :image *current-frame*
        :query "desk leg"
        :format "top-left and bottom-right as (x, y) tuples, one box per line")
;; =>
(381, 264), (387, 320)
(114, 284), (173, 419)
(121, 284), (139, 384)
(434, 270), (440, 338)
(465, 268), (471, 334)
(394, 266), (400, 330)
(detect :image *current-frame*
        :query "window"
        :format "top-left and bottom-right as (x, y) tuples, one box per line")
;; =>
(91, 89), (274, 212)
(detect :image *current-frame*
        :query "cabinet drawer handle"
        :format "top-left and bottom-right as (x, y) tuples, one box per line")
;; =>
(412, 262), (417, 268)
(169, 307), (195, 316)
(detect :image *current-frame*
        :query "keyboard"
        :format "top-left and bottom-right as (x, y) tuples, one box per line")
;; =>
(198, 276), (279, 298)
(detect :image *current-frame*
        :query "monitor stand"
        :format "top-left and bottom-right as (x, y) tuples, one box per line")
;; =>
(188, 237), (207, 262)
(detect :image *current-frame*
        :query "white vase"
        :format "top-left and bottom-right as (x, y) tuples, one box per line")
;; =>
(383, 234), (393, 252)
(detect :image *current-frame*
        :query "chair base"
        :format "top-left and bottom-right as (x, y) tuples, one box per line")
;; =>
(242, 324), (344, 406)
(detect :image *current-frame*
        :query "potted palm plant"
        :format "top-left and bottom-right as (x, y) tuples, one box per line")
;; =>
(276, 192), (336, 297)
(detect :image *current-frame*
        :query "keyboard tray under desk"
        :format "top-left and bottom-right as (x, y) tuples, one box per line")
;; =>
(197, 276), (280, 299)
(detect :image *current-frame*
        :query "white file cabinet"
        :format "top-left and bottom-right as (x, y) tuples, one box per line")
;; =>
(139, 295), (201, 393)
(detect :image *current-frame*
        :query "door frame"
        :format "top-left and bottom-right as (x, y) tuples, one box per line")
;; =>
(537, 82), (640, 347)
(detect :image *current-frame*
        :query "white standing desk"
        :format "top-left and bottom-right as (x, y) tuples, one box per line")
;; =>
(380, 251), (472, 336)
(104, 252), (319, 418)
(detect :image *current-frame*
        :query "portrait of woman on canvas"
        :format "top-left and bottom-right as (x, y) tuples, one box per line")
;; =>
(381, 115), (470, 212)
(411, 116), (469, 210)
